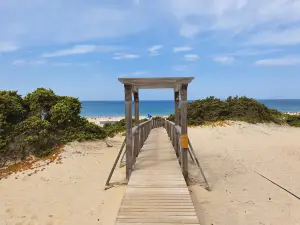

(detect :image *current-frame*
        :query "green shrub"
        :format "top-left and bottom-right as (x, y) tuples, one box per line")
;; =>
(13, 116), (57, 157)
(0, 91), (28, 124)
(285, 115), (300, 127)
(168, 96), (283, 126)
(0, 89), (107, 166)
(50, 97), (81, 127)
(24, 88), (57, 118)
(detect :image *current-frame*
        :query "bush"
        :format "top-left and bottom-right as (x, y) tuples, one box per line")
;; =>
(0, 91), (28, 124)
(168, 96), (282, 126)
(13, 116), (57, 157)
(50, 97), (81, 127)
(24, 88), (57, 118)
(0, 88), (108, 166)
(285, 115), (300, 127)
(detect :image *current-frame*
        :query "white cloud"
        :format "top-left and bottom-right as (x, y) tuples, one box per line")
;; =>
(12, 59), (46, 66)
(246, 28), (300, 46)
(1, 1), (300, 49)
(42, 45), (120, 58)
(148, 45), (163, 56)
(0, 1), (150, 45)
(225, 48), (282, 56)
(184, 54), (199, 61)
(167, 0), (300, 40)
(255, 56), (300, 66)
(0, 42), (18, 53)
(173, 65), (188, 71)
(180, 23), (201, 38)
(173, 46), (192, 53)
(113, 53), (140, 60)
(213, 56), (235, 64)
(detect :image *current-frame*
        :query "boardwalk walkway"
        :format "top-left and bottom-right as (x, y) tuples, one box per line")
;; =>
(115, 127), (200, 224)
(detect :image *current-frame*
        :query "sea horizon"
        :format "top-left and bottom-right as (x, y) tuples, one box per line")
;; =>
(80, 99), (300, 117)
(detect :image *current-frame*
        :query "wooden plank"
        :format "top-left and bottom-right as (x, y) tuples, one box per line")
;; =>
(114, 128), (200, 225)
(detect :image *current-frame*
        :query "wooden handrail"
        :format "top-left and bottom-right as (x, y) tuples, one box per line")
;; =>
(165, 119), (210, 190)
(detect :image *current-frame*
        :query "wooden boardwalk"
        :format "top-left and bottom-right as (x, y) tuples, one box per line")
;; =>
(115, 127), (200, 224)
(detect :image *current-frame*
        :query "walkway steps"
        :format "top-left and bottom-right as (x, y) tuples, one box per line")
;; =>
(115, 127), (200, 224)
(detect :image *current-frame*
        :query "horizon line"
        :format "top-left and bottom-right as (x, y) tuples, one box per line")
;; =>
(80, 98), (300, 101)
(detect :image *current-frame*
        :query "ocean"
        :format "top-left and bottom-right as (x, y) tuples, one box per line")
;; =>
(80, 99), (300, 117)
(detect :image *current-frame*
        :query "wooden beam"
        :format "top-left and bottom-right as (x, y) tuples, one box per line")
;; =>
(180, 84), (188, 179)
(125, 84), (133, 180)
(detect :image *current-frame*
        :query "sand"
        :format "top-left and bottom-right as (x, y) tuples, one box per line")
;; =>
(86, 116), (167, 126)
(188, 122), (300, 225)
(1, 122), (300, 225)
(0, 135), (126, 225)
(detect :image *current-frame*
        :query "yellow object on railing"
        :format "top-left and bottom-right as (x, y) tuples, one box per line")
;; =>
(181, 135), (188, 148)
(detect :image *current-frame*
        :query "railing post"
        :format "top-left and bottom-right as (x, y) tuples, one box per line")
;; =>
(137, 126), (140, 156)
(174, 126), (178, 154)
(140, 125), (144, 149)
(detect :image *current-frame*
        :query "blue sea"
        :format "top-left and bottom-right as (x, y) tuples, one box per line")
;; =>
(80, 100), (300, 117)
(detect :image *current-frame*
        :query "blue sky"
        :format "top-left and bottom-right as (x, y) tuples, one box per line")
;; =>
(1, 0), (300, 100)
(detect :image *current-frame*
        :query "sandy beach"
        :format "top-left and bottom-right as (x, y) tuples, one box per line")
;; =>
(1, 122), (300, 224)
(87, 116), (146, 126)
(86, 116), (167, 126)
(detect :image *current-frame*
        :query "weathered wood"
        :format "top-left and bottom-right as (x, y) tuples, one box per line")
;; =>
(118, 77), (194, 92)
(181, 84), (188, 179)
(174, 91), (180, 125)
(125, 84), (133, 180)
(115, 128), (200, 225)
(105, 138), (126, 187)
(134, 92), (139, 126)
(188, 138), (210, 190)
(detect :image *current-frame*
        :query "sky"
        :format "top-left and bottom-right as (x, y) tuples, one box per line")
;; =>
(1, 0), (300, 100)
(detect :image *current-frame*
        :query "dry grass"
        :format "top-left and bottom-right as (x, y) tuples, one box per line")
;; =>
(0, 144), (64, 180)
(202, 120), (232, 127)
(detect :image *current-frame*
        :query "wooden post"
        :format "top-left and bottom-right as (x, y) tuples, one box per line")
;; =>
(180, 84), (188, 179)
(134, 92), (139, 126)
(134, 91), (139, 157)
(174, 91), (180, 154)
(175, 91), (180, 126)
(124, 84), (133, 180)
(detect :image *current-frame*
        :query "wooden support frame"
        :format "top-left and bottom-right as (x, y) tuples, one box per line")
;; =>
(119, 77), (194, 181)
(180, 84), (188, 179)
(174, 91), (180, 126)
(134, 91), (140, 160)
(134, 92), (139, 126)
(124, 84), (133, 180)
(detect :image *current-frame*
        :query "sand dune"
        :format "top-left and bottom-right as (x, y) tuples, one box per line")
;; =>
(1, 122), (300, 225)
(0, 135), (126, 225)
(189, 122), (300, 225)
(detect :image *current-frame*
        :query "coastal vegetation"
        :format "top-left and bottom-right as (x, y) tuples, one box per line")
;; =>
(167, 96), (300, 127)
(0, 89), (107, 166)
(1, 90), (300, 167)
